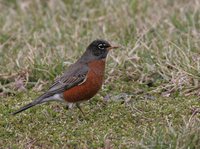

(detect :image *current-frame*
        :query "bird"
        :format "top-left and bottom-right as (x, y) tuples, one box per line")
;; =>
(13, 39), (118, 115)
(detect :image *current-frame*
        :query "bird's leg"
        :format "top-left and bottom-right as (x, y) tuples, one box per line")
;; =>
(76, 103), (85, 116)
(64, 105), (69, 110)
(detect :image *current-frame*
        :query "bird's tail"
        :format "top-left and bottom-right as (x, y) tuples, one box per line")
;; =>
(12, 95), (46, 115)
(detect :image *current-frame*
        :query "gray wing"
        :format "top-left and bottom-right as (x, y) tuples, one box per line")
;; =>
(12, 63), (89, 115)
(44, 63), (89, 98)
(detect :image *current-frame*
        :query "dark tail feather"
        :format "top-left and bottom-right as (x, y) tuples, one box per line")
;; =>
(12, 96), (46, 115)
(12, 102), (38, 115)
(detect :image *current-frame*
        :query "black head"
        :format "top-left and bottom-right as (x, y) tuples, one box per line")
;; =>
(79, 39), (118, 63)
(87, 39), (111, 58)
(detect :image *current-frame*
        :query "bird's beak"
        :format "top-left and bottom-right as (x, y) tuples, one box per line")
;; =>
(106, 46), (119, 51)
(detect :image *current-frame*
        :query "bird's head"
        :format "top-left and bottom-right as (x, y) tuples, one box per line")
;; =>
(80, 39), (118, 63)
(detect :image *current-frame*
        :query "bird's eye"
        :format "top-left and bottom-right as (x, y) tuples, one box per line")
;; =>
(98, 44), (104, 49)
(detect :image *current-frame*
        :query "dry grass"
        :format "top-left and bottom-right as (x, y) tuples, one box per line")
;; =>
(0, 0), (200, 148)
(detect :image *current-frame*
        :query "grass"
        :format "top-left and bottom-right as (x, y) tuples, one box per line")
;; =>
(0, 0), (200, 148)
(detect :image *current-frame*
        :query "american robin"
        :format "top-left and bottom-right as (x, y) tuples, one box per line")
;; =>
(13, 39), (118, 115)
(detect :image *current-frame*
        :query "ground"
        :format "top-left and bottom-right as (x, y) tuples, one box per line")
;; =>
(0, 0), (200, 148)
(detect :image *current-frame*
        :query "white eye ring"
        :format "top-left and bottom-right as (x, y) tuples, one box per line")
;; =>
(98, 44), (104, 49)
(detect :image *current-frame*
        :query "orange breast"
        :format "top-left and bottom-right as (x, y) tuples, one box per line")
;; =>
(63, 59), (106, 103)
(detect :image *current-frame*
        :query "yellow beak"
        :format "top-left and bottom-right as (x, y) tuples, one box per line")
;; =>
(106, 46), (119, 51)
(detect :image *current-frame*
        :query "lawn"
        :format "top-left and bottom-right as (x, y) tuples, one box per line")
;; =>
(0, 0), (200, 148)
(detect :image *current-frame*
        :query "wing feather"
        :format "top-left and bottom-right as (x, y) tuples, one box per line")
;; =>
(40, 63), (88, 99)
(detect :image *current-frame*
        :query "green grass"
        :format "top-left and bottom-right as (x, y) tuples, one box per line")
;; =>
(0, 0), (200, 148)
